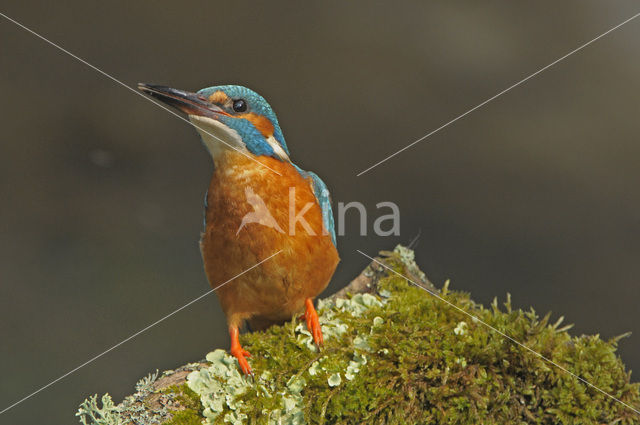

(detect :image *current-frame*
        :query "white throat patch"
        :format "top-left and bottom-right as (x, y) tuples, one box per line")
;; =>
(188, 115), (289, 162)
(189, 115), (246, 158)
(266, 135), (290, 161)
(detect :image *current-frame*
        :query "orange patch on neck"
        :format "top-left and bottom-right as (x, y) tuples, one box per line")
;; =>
(208, 90), (229, 104)
(237, 113), (275, 138)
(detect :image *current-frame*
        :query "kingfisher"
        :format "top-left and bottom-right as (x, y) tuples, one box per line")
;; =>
(138, 83), (339, 375)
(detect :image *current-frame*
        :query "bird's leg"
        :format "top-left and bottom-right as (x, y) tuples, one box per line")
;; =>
(304, 298), (323, 346)
(229, 325), (252, 376)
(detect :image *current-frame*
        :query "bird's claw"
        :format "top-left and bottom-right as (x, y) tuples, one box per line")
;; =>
(304, 299), (324, 347)
(230, 346), (253, 376)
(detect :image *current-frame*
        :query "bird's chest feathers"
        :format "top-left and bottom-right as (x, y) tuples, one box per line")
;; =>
(204, 153), (325, 242)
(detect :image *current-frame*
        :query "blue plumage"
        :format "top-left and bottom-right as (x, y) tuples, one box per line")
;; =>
(306, 171), (337, 247)
(195, 85), (336, 248)
(224, 116), (277, 158)
(291, 164), (336, 247)
(196, 85), (290, 158)
(138, 81), (340, 376)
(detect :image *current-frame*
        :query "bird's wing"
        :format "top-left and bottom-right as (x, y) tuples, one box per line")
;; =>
(304, 170), (337, 247)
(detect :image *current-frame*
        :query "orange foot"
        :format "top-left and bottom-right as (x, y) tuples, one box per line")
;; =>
(229, 326), (253, 376)
(304, 298), (323, 347)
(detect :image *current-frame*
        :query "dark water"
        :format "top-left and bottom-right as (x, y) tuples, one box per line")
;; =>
(1, 2), (640, 423)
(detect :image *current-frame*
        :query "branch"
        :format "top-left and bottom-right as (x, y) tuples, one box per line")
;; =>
(77, 245), (640, 425)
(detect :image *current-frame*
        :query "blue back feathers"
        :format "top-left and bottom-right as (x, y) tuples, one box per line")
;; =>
(293, 165), (337, 247)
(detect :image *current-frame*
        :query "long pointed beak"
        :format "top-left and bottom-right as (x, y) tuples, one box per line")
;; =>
(137, 83), (229, 118)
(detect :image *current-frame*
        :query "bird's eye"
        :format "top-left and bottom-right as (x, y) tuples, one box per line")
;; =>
(232, 99), (247, 112)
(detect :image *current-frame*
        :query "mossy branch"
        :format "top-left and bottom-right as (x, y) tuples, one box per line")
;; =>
(77, 246), (640, 425)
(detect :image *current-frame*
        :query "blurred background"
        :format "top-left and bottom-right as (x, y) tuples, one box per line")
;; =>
(1, 1), (640, 423)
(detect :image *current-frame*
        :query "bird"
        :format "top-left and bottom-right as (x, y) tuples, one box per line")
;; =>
(138, 83), (340, 375)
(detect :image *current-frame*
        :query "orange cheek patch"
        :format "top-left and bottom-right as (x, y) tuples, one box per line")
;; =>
(238, 113), (275, 138)
(208, 90), (229, 104)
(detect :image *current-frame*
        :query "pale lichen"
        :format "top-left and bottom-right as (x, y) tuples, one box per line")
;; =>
(77, 245), (640, 425)
(77, 370), (163, 425)
(186, 350), (252, 424)
(77, 365), (202, 425)
(185, 288), (388, 424)
(453, 321), (468, 336)
(77, 394), (120, 425)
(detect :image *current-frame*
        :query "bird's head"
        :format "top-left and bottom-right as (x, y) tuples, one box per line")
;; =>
(138, 83), (290, 161)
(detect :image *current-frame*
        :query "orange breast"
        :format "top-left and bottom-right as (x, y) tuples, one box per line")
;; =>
(200, 151), (339, 329)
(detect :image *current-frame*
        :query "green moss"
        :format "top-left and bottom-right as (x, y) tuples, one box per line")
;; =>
(163, 384), (202, 412)
(185, 246), (640, 424)
(158, 384), (203, 425)
(78, 246), (640, 424)
(164, 408), (203, 425)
